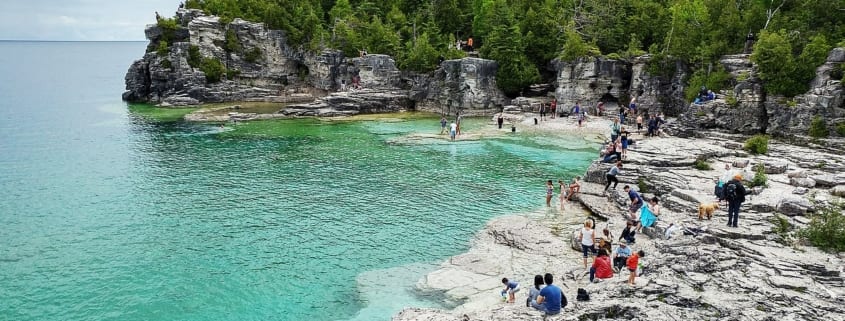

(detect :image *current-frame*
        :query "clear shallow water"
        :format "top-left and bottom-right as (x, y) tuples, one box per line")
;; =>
(0, 42), (598, 321)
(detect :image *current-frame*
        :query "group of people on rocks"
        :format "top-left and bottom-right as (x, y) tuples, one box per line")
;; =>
(545, 177), (581, 208)
(439, 112), (463, 141)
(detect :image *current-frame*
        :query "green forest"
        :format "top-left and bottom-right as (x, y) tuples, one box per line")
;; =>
(180, 0), (845, 96)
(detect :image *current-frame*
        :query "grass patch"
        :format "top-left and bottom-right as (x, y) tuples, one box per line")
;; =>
(744, 135), (769, 155)
(808, 116), (828, 138)
(799, 203), (845, 252)
(128, 104), (197, 122)
(637, 177), (650, 193)
(837, 123), (845, 137)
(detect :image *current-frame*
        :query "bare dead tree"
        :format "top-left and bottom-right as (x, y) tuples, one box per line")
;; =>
(763, 0), (786, 30)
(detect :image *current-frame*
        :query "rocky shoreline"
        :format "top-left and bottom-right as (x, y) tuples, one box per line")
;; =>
(391, 115), (845, 321)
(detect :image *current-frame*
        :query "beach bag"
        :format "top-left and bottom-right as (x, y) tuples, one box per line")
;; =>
(576, 288), (590, 301)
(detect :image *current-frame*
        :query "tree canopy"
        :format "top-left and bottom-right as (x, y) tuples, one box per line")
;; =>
(182, 0), (845, 97)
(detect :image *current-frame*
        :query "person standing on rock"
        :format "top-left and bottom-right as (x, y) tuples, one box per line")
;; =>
(558, 179), (568, 210)
(603, 161), (622, 193)
(545, 180), (554, 207)
(456, 112), (462, 136)
(725, 173), (751, 228)
(531, 273), (564, 315)
(440, 116), (448, 134)
(449, 121), (457, 141)
(620, 127), (630, 160)
(550, 99), (557, 119)
(627, 250), (645, 286)
(636, 114), (643, 133)
(539, 103), (547, 121)
(579, 219), (597, 269)
(610, 118), (621, 142)
(629, 96), (637, 115)
(497, 113), (504, 129)
(716, 163), (733, 202)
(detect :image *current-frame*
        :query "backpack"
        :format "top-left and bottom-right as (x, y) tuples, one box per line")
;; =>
(576, 288), (590, 301)
(725, 181), (738, 201)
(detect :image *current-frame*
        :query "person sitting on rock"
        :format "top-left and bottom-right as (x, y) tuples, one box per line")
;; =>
(694, 86), (708, 104)
(612, 239), (632, 272)
(599, 227), (613, 253)
(530, 273), (565, 315)
(706, 90), (716, 101)
(590, 249), (614, 283)
(567, 176), (581, 201)
(526, 275), (545, 307)
(619, 220), (636, 244)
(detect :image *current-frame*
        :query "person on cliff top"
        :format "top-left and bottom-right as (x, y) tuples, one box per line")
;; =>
(550, 99), (557, 119)
(590, 248), (614, 283)
(725, 173), (751, 228)
(530, 273), (565, 315)
(623, 185), (644, 222)
(500, 278), (520, 303)
(610, 118), (621, 142)
(636, 114), (644, 133)
(449, 121), (457, 141)
(603, 161), (622, 193)
(526, 275), (545, 307)
(627, 250), (645, 286)
(620, 128), (630, 159)
(440, 116), (448, 135)
(612, 239), (632, 272)
(545, 180), (554, 207)
(567, 176), (581, 201)
(619, 220), (637, 244)
(578, 219), (597, 269)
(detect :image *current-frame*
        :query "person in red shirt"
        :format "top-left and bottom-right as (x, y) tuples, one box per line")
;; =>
(550, 99), (557, 119)
(627, 250), (645, 286)
(589, 249), (613, 282)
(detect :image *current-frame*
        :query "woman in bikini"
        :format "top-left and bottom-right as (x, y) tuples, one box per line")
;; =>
(558, 179), (568, 210)
(545, 180), (554, 207)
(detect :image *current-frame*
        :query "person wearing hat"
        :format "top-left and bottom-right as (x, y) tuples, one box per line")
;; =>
(612, 239), (632, 273)
(724, 173), (751, 228)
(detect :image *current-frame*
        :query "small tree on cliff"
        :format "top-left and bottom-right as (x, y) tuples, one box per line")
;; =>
(751, 30), (802, 97)
(399, 32), (439, 72)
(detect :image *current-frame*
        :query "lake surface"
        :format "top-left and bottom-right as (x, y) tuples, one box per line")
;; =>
(0, 41), (597, 321)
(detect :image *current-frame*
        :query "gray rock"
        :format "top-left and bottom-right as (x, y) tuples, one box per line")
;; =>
(789, 177), (816, 188)
(832, 185), (845, 197)
(811, 174), (845, 188)
(792, 187), (809, 195)
(777, 196), (814, 216)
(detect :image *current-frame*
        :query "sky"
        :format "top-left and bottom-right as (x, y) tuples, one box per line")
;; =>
(0, 0), (182, 41)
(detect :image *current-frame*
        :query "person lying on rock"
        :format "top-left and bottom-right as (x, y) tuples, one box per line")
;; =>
(612, 239), (632, 272)
(590, 249), (614, 283)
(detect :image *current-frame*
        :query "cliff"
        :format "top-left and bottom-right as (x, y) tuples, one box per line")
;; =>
(679, 48), (845, 137)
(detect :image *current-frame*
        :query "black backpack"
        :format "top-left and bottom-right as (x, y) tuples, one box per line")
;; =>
(576, 288), (590, 301)
(725, 181), (738, 201)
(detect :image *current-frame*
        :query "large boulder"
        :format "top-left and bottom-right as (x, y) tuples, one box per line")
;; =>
(412, 57), (508, 115)
(789, 177), (817, 188)
(776, 196), (814, 216)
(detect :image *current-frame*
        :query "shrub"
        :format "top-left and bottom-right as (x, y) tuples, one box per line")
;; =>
(799, 203), (845, 252)
(156, 17), (179, 43)
(808, 116), (828, 138)
(224, 29), (242, 53)
(199, 57), (226, 83)
(187, 45), (202, 68)
(156, 40), (169, 57)
(606, 53), (622, 60)
(160, 59), (172, 69)
(750, 163), (767, 188)
(244, 47), (262, 63)
(693, 159), (712, 170)
(744, 135), (769, 155)
(684, 67), (731, 101)
(725, 94), (738, 107)
(226, 69), (241, 79)
(637, 177), (649, 193)
(837, 123), (845, 137)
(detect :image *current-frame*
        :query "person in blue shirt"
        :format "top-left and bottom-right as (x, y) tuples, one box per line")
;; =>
(624, 185), (644, 221)
(612, 239), (633, 272)
(530, 273), (566, 315)
(500, 278), (520, 303)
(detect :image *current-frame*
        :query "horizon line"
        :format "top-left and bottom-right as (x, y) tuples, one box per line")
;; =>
(0, 40), (147, 43)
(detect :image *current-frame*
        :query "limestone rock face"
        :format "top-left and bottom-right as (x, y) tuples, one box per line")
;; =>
(679, 49), (845, 136)
(552, 56), (688, 117)
(123, 9), (508, 115)
(413, 58), (508, 115)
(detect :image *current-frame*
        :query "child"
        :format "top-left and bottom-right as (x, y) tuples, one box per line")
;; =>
(627, 250), (645, 286)
(619, 220), (636, 244)
(500, 278), (520, 303)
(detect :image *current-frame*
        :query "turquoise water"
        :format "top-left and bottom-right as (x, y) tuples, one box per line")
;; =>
(0, 42), (598, 321)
